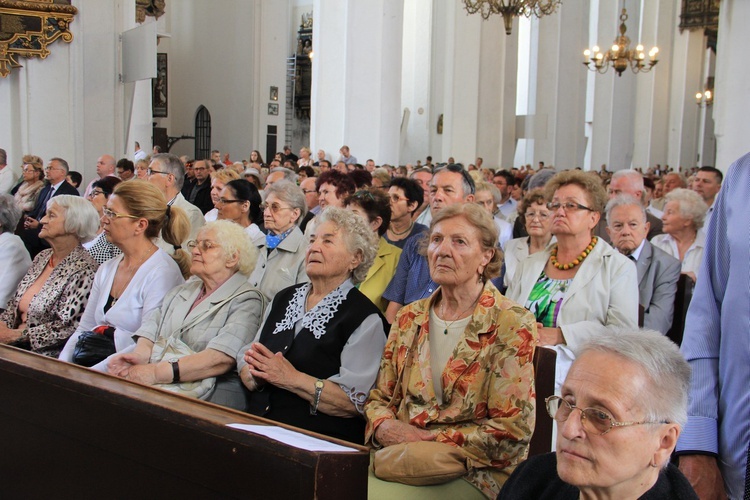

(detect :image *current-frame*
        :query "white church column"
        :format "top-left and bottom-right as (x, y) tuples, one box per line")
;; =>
(713, 0), (750, 171)
(533, 1), (589, 170)
(311, 0), (404, 165)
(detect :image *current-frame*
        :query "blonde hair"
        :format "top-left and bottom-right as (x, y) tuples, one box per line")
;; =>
(212, 168), (241, 184)
(112, 180), (191, 277)
(544, 170), (608, 214)
(22, 154), (44, 171)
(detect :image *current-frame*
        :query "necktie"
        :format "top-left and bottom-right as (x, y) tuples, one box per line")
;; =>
(37, 186), (54, 216)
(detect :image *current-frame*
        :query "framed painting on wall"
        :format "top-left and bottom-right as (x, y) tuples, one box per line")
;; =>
(152, 53), (167, 117)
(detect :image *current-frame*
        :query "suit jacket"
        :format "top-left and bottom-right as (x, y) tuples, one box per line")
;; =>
(248, 226), (308, 302)
(635, 240), (681, 335)
(187, 179), (213, 214)
(19, 180), (81, 258)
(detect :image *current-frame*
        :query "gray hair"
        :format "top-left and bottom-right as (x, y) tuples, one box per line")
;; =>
(269, 167), (298, 184)
(48, 195), (100, 242)
(605, 194), (647, 226)
(198, 220), (258, 276)
(528, 169), (556, 191)
(610, 170), (644, 191)
(574, 328), (691, 429)
(0, 194), (22, 234)
(50, 157), (70, 174)
(433, 164), (475, 196)
(664, 188), (708, 230)
(475, 180), (503, 205)
(265, 180), (307, 224)
(152, 153), (185, 190)
(314, 207), (378, 284)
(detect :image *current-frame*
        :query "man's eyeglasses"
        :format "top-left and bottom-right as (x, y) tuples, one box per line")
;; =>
(102, 207), (139, 220)
(545, 396), (666, 436)
(546, 201), (594, 213)
(301, 189), (317, 195)
(186, 239), (222, 252)
(88, 189), (106, 198)
(261, 202), (294, 214)
(217, 198), (245, 206)
(147, 168), (169, 176)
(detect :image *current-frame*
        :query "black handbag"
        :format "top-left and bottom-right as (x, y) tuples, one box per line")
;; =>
(72, 326), (116, 367)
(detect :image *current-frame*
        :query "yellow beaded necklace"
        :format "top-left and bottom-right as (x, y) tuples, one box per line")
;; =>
(550, 236), (598, 270)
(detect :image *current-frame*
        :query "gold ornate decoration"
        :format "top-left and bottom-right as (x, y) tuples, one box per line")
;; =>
(135, 0), (165, 24)
(679, 0), (719, 32)
(0, 0), (77, 78)
(582, 8), (659, 77)
(462, 0), (561, 36)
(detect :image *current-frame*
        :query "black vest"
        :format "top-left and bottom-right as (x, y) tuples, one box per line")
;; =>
(246, 284), (387, 444)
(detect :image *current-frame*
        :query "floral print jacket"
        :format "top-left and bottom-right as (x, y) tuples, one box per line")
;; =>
(364, 281), (538, 498)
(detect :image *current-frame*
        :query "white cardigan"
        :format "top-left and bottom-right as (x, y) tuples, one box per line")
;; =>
(506, 239), (639, 390)
(59, 249), (184, 362)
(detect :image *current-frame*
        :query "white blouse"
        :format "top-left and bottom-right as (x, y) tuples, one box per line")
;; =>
(651, 231), (706, 279)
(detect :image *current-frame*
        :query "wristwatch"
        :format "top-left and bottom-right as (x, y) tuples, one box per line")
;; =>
(170, 360), (180, 383)
(310, 379), (325, 415)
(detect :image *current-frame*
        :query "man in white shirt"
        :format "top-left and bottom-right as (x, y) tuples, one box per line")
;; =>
(0, 148), (21, 195)
(147, 153), (204, 254)
(133, 141), (147, 162)
(492, 170), (517, 222)
(82, 154), (116, 198)
(410, 167), (433, 227)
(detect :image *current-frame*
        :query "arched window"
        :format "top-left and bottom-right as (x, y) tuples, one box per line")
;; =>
(195, 105), (211, 160)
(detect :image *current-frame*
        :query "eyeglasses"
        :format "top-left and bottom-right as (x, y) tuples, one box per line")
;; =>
(44, 165), (62, 171)
(89, 189), (106, 198)
(217, 198), (245, 206)
(301, 189), (317, 195)
(547, 201), (594, 213)
(22, 166), (38, 173)
(193, 167), (208, 172)
(389, 194), (408, 203)
(261, 202), (293, 213)
(525, 211), (551, 221)
(102, 207), (139, 220)
(186, 239), (222, 252)
(545, 396), (666, 436)
(352, 190), (375, 201)
(147, 168), (169, 176)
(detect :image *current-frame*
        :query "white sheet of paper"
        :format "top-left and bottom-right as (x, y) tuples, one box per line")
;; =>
(227, 423), (359, 453)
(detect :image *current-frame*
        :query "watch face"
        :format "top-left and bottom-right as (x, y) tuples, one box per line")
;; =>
(315, 380), (324, 389)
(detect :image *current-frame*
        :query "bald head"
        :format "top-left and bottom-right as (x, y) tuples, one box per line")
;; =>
(96, 155), (116, 178)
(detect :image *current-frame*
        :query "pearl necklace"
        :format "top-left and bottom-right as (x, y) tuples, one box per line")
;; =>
(550, 236), (598, 271)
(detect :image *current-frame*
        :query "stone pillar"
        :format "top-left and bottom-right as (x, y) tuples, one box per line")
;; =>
(311, 0), (404, 165)
(713, 0), (750, 171)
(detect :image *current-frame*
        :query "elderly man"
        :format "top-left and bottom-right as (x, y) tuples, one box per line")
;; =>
(83, 154), (116, 198)
(410, 167), (433, 226)
(605, 195), (680, 335)
(596, 169), (663, 242)
(298, 176), (318, 232)
(147, 153), (204, 254)
(19, 157), (79, 258)
(0, 148), (20, 195)
(313, 149), (327, 167)
(383, 164), (477, 324)
(265, 167), (297, 189)
(186, 159), (214, 214)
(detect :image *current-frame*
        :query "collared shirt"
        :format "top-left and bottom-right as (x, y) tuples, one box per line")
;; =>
(628, 238), (646, 261)
(496, 197), (518, 221)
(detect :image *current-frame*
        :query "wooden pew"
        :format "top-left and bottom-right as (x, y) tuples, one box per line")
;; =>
(0, 345), (369, 499)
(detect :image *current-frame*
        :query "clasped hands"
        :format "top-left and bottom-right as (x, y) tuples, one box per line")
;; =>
(374, 419), (437, 447)
(109, 351), (162, 386)
(242, 342), (300, 391)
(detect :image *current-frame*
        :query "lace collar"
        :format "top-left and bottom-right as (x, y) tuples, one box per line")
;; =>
(272, 281), (352, 339)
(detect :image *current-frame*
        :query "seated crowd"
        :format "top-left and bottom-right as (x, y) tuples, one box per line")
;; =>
(0, 144), (722, 498)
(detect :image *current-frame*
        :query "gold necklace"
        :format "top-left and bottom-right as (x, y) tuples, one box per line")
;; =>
(438, 292), (481, 335)
(550, 236), (598, 271)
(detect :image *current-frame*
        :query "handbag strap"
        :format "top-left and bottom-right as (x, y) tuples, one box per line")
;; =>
(386, 325), (421, 411)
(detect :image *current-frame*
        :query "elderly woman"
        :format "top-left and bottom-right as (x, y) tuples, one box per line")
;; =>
(205, 168), (240, 222)
(499, 329), (697, 499)
(316, 170), (356, 210)
(12, 155), (45, 214)
(503, 188), (555, 288)
(238, 207), (387, 443)
(108, 221), (264, 409)
(507, 170), (637, 389)
(59, 181), (187, 368)
(365, 203), (538, 499)
(247, 180), (308, 301)
(217, 179), (263, 242)
(83, 176), (123, 264)
(0, 195), (99, 356)
(651, 188), (707, 282)
(343, 189), (402, 313)
(0, 195), (32, 312)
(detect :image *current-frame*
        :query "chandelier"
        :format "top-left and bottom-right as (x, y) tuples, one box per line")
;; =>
(462, 0), (561, 35)
(583, 8), (658, 77)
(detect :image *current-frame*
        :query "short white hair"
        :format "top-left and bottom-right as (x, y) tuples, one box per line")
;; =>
(663, 188), (708, 230)
(605, 195), (647, 226)
(198, 220), (259, 276)
(314, 207), (378, 284)
(49, 195), (100, 243)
